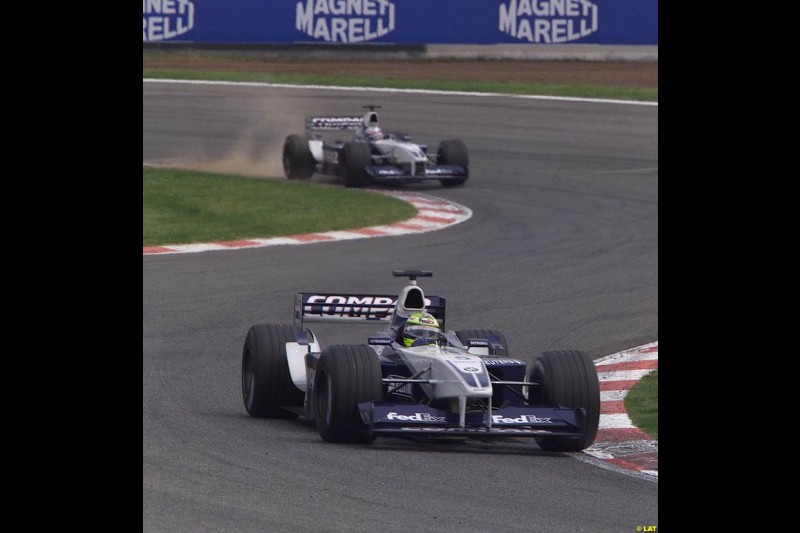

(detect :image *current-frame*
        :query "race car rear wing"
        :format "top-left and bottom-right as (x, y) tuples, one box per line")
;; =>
(305, 116), (363, 131)
(294, 292), (446, 330)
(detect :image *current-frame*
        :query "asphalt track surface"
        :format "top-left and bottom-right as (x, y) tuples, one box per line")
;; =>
(143, 82), (658, 532)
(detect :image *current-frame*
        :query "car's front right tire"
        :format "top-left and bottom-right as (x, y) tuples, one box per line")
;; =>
(341, 142), (372, 188)
(283, 134), (316, 180)
(313, 344), (383, 443)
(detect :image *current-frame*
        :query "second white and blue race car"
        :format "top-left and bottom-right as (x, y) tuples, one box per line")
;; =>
(282, 105), (469, 188)
(242, 270), (600, 452)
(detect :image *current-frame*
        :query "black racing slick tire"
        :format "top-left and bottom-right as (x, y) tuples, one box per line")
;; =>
(529, 350), (600, 452)
(341, 142), (372, 188)
(437, 139), (469, 187)
(283, 134), (316, 180)
(242, 324), (305, 419)
(454, 329), (509, 356)
(313, 345), (384, 444)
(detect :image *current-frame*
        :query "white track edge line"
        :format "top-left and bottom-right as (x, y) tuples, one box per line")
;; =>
(143, 78), (658, 107)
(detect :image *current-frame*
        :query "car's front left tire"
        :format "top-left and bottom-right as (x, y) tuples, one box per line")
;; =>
(437, 139), (469, 187)
(529, 350), (600, 452)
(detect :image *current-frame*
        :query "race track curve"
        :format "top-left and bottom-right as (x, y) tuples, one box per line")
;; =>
(143, 81), (658, 532)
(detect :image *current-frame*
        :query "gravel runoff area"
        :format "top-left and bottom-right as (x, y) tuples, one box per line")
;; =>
(142, 45), (658, 89)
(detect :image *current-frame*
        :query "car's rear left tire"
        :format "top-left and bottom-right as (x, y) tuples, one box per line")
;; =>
(529, 350), (600, 452)
(242, 324), (304, 418)
(283, 134), (316, 180)
(313, 344), (384, 443)
(437, 139), (469, 187)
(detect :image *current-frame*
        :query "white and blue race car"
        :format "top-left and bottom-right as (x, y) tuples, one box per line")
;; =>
(282, 105), (469, 188)
(242, 271), (600, 451)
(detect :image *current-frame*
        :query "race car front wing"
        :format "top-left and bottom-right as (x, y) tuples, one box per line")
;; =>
(358, 402), (587, 439)
(366, 164), (467, 183)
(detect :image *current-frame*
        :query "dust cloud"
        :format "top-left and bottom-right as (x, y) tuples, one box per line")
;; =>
(190, 125), (287, 179)
(146, 89), (324, 181)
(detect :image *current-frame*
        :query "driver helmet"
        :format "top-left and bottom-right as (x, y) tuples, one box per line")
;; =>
(403, 311), (440, 347)
(365, 126), (383, 141)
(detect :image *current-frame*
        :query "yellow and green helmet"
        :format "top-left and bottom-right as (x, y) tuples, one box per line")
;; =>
(403, 311), (441, 347)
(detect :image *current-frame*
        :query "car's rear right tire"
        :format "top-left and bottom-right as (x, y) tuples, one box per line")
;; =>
(313, 344), (384, 443)
(242, 324), (304, 418)
(341, 142), (372, 188)
(283, 134), (316, 180)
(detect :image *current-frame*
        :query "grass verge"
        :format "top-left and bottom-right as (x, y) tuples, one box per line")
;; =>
(143, 166), (417, 246)
(142, 69), (657, 102)
(624, 369), (658, 441)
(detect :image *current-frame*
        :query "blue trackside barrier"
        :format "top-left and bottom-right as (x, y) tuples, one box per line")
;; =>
(142, 0), (657, 45)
